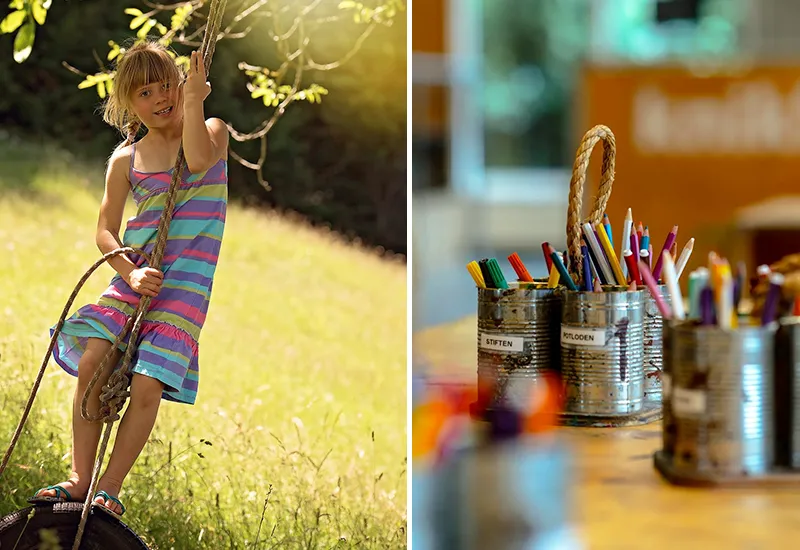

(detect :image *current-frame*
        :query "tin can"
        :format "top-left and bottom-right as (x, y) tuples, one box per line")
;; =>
(661, 322), (676, 456)
(428, 438), (581, 550)
(775, 317), (800, 468)
(477, 282), (561, 409)
(560, 288), (645, 415)
(671, 323), (775, 477)
(643, 284), (671, 404)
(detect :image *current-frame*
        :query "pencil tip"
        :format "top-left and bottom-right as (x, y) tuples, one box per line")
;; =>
(672, 225), (679, 232)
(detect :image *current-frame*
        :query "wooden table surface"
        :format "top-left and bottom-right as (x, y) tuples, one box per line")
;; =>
(414, 316), (800, 550)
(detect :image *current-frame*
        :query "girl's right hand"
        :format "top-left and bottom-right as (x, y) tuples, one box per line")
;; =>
(127, 267), (164, 297)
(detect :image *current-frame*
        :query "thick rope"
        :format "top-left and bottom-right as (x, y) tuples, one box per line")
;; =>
(0, 1), (227, 548)
(72, 4), (227, 547)
(565, 124), (616, 286)
(0, 248), (149, 479)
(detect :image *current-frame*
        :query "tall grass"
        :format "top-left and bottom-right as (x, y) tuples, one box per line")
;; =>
(0, 139), (407, 549)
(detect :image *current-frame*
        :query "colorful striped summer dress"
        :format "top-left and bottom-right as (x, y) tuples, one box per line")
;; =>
(51, 142), (228, 405)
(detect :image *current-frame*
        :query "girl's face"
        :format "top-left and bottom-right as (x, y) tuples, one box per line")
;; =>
(129, 79), (182, 130)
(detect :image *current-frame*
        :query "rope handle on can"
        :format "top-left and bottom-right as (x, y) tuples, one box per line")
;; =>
(566, 124), (616, 287)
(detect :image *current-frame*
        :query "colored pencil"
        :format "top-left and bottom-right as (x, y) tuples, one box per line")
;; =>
(638, 260), (672, 318)
(581, 243), (592, 291)
(641, 227), (650, 254)
(582, 222), (615, 284)
(541, 242), (554, 274)
(623, 249), (641, 285)
(674, 238), (695, 280)
(594, 221), (626, 285)
(619, 208), (633, 279)
(547, 262), (560, 288)
(661, 251), (685, 320)
(761, 273), (785, 326)
(550, 251), (578, 291)
(602, 213), (613, 249)
(653, 225), (679, 281)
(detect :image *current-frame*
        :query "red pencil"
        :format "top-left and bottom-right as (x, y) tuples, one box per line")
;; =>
(636, 222), (644, 241)
(623, 249), (642, 285)
(541, 242), (554, 274)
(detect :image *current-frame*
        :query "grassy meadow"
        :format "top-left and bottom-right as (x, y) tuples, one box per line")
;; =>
(0, 139), (407, 549)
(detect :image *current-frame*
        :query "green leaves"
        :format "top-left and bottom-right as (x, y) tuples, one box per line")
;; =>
(13, 19), (34, 63)
(244, 67), (329, 107)
(0, 10), (26, 33)
(31, 0), (48, 25)
(126, 7), (168, 38)
(338, 0), (405, 25)
(77, 71), (115, 99)
(1, 0), (53, 63)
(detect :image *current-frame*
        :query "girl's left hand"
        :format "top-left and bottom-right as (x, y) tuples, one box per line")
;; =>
(183, 50), (211, 106)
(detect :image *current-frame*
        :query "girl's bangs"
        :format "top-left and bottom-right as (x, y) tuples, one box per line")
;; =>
(125, 49), (180, 91)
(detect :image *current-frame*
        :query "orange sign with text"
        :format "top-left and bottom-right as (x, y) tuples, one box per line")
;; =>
(580, 64), (800, 271)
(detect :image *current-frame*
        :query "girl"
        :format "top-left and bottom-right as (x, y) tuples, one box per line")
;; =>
(31, 39), (228, 515)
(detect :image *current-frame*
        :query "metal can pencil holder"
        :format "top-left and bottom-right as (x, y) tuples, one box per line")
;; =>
(643, 284), (671, 404)
(477, 281), (561, 409)
(560, 287), (645, 416)
(669, 322), (775, 478)
(661, 322), (676, 456)
(557, 125), (655, 425)
(427, 438), (580, 550)
(775, 317), (800, 469)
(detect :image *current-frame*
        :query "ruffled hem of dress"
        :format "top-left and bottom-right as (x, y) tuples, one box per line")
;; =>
(51, 304), (200, 405)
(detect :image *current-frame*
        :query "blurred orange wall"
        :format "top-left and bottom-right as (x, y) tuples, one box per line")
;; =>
(580, 64), (800, 273)
(412, 0), (445, 54)
(412, 0), (447, 137)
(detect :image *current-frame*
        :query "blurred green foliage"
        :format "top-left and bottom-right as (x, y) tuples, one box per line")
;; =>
(0, 0), (407, 254)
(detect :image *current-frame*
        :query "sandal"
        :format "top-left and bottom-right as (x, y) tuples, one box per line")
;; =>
(93, 490), (126, 516)
(28, 484), (77, 504)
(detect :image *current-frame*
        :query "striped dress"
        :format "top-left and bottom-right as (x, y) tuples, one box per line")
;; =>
(51, 142), (228, 405)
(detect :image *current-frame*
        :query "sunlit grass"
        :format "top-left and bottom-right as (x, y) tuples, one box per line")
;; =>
(0, 139), (407, 549)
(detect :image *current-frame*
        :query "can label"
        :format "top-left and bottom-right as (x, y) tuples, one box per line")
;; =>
(560, 326), (606, 347)
(479, 333), (524, 352)
(672, 387), (706, 415)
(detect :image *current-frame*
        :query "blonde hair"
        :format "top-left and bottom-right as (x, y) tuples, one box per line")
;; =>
(103, 39), (184, 149)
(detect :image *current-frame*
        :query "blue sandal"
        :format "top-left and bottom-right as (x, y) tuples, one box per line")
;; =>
(28, 484), (76, 504)
(93, 490), (126, 516)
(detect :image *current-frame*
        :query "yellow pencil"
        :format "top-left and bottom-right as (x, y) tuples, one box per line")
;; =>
(547, 262), (560, 288)
(466, 261), (486, 288)
(594, 221), (626, 285)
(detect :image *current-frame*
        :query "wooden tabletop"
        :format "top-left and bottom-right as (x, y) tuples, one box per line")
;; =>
(414, 316), (800, 550)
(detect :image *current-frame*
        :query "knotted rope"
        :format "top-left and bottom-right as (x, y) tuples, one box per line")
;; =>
(0, 0), (228, 547)
(566, 124), (616, 286)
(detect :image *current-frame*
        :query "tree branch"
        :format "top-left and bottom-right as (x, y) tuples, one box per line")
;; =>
(141, 0), (198, 9)
(62, 61), (87, 77)
(305, 23), (376, 71)
(223, 0), (268, 35)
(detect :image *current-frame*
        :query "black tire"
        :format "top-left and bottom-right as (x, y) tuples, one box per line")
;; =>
(0, 502), (149, 549)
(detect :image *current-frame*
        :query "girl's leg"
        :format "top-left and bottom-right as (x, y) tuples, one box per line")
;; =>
(35, 337), (120, 500)
(94, 372), (165, 513)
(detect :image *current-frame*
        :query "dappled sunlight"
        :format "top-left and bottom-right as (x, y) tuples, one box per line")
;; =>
(0, 142), (406, 548)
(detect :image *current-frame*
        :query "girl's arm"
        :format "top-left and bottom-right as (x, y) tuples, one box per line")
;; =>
(96, 149), (138, 283)
(182, 113), (229, 174)
(182, 50), (229, 173)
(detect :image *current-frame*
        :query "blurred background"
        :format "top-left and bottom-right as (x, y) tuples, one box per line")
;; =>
(412, 0), (800, 332)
